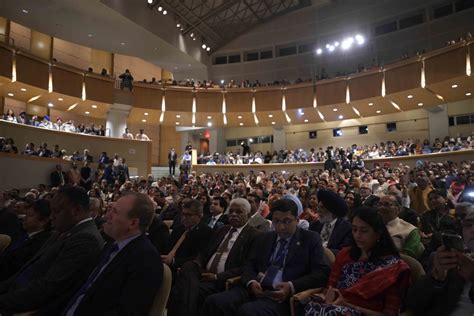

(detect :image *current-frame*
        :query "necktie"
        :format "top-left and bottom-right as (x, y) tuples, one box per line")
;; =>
(261, 239), (288, 289)
(62, 243), (119, 315)
(208, 217), (217, 228)
(208, 227), (238, 274)
(320, 223), (332, 243)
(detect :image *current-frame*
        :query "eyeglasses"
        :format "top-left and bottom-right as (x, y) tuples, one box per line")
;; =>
(273, 218), (295, 226)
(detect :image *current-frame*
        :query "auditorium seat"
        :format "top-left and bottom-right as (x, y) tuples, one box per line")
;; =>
(0, 234), (11, 253)
(149, 263), (173, 316)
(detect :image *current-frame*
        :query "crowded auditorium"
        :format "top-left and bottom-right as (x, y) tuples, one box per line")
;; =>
(0, 0), (473, 315)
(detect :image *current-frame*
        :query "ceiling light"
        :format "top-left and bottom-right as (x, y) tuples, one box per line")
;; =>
(176, 114), (181, 118)
(355, 34), (365, 45)
(7, 93), (14, 97)
(20, 88), (27, 92)
(304, 119), (309, 122)
(328, 45), (335, 52)
(271, 121), (275, 125)
(176, 23), (181, 28)
(451, 84), (458, 88)
(333, 108), (338, 112)
(202, 44), (207, 49)
(48, 102), (54, 107)
(207, 122), (212, 127)
(176, 122), (180, 125)
(238, 115), (242, 119)
(300, 112), (305, 116)
(334, 41), (340, 47)
(376, 110), (381, 114)
(88, 34), (93, 37)
(58, 97), (63, 101)
(325, 44), (330, 49)
(121, 42), (125, 46)
(85, 111), (90, 115)
(22, 9), (28, 14)
(206, 47), (211, 51)
(142, 119), (146, 122)
(341, 37), (354, 50)
(418, 102), (423, 106)
(193, 37), (196, 41)
(407, 95), (413, 99)
(268, 114), (273, 118)
(144, 112), (149, 116)
(207, 115), (212, 119)
(163, 10), (167, 15)
(368, 102), (374, 106)
(466, 92), (472, 96)
(92, 104), (98, 108)
(157, 6), (163, 11)
(147, 0), (153, 4)
(316, 48), (322, 55)
(190, 33), (194, 38)
(338, 115), (344, 119)
(240, 123), (244, 126)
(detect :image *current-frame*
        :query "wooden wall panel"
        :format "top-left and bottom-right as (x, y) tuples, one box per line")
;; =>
(316, 80), (346, 106)
(0, 47), (12, 78)
(164, 90), (193, 112)
(196, 91), (222, 112)
(16, 55), (49, 90)
(425, 47), (467, 84)
(52, 66), (83, 98)
(285, 86), (313, 110)
(132, 85), (162, 109)
(385, 62), (421, 94)
(225, 91), (253, 112)
(84, 76), (114, 104)
(349, 72), (383, 101)
(255, 90), (282, 111)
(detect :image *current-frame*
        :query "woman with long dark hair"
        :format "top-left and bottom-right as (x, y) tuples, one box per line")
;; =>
(305, 207), (411, 316)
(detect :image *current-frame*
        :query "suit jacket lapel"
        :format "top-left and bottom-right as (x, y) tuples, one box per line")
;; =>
(226, 225), (249, 262)
(284, 228), (301, 268)
(328, 218), (340, 248)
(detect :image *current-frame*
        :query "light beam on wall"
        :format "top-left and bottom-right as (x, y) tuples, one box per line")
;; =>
(48, 68), (53, 93)
(253, 113), (259, 125)
(67, 103), (78, 111)
(81, 81), (86, 101)
(390, 100), (401, 111)
(317, 110), (325, 121)
(281, 94), (286, 111)
(222, 94), (226, 114)
(284, 111), (291, 123)
(223, 114), (227, 125)
(346, 84), (350, 104)
(467, 50), (472, 76)
(421, 61), (426, 88)
(381, 71), (386, 97)
(27, 95), (42, 103)
(159, 112), (165, 123)
(313, 96), (317, 108)
(352, 106), (361, 117)
(11, 57), (17, 82)
(252, 96), (256, 113)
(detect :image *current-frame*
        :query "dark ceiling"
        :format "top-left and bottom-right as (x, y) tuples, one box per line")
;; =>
(154, 0), (313, 50)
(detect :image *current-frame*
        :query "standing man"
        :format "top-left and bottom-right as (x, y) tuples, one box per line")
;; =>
(62, 193), (163, 315)
(168, 147), (178, 176)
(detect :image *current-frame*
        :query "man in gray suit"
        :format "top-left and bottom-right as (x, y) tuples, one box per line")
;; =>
(246, 193), (270, 232)
(0, 186), (104, 315)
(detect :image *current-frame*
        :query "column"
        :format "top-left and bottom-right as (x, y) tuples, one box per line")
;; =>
(426, 104), (449, 142)
(209, 127), (226, 154)
(272, 127), (287, 152)
(106, 103), (132, 138)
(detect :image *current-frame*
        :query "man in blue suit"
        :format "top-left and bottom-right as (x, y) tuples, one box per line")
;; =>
(62, 192), (163, 316)
(202, 198), (330, 315)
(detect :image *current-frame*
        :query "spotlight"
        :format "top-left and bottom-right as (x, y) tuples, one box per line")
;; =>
(202, 44), (207, 49)
(220, 80), (224, 84)
(163, 10), (167, 15)
(190, 33), (194, 38)
(206, 47), (210, 51)
(316, 48), (322, 55)
(341, 37), (354, 50)
(325, 44), (330, 49)
(328, 45), (335, 52)
(48, 102), (54, 107)
(157, 6), (162, 11)
(176, 23), (181, 28)
(193, 37), (196, 41)
(334, 41), (340, 47)
(147, 0), (153, 4)
(338, 115), (343, 119)
(207, 122), (212, 127)
(355, 34), (365, 45)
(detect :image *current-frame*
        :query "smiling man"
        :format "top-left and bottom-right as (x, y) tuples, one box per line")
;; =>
(202, 198), (329, 316)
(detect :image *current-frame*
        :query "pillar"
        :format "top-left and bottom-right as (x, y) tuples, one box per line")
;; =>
(106, 103), (132, 138)
(426, 104), (449, 142)
(272, 127), (287, 152)
(208, 127), (226, 154)
(30, 30), (53, 60)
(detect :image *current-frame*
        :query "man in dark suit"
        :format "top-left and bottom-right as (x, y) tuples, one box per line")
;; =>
(202, 199), (330, 316)
(162, 199), (213, 272)
(62, 192), (163, 315)
(168, 198), (260, 316)
(0, 191), (24, 247)
(168, 147), (178, 176)
(0, 199), (52, 281)
(309, 189), (352, 255)
(50, 164), (67, 187)
(147, 214), (170, 253)
(207, 196), (229, 229)
(0, 186), (104, 315)
(247, 193), (271, 232)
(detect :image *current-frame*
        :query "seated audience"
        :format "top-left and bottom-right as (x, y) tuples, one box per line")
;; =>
(3, 109), (17, 123)
(168, 198), (260, 316)
(122, 127), (134, 139)
(409, 170), (433, 214)
(305, 207), (411, 316)
(0, 186), (104, 315)
(135, 129), (150, 141)
(62, 192), (162, 315)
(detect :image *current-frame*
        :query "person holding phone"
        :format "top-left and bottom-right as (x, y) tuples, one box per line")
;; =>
(406, 203), (474, 315)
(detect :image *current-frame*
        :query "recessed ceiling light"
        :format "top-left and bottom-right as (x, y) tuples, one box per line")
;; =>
(451, 84), (458, 88)
(237, 115), (242, 119)
(91, 104), (97, 108)
(176, 122), (180, 125)
(368, 102), (374, 106)
(207, 122), (212, 127)
(144, 112), (149, 116)
(163, 10), (167, 15)
(121, 42), (126, 46)
(85, 111), (90, 115)
(300, 112), (305, 116)
(22, 9), (28, 14)
(176, 114), (181, 118)
(207, 116), (212, 119)
(338, 115), (343, 119)
(142, 119), (146, 122)
(147, 0), (153, 4)
(88, 34), (93, 37)
(376, 110), (381, 114)
(466, 92), (472, 96)
(268, 114), (273, 118)
(48, 102), (54, 107)
(418, 102), (423, 106)
(333, 108), (338, 112)
(407, 95), (413, 99)
(58, 97), (63, 101)
(206, 47), (211, 52)
(240, 123), (244, 126)
(7, 93), (14, 97)
(20, 88), (27, 92)
(271, 121), (275, 125)
(176, 23), (181, 28)
(304, 119), (309, 122)
(158, 6), (163, 11)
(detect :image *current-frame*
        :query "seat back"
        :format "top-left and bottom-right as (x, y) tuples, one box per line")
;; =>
(323, 247), (336, 266)
(400, 254), (425, 282)
(0, 234), (11, 253)
(149, 263), (173, 316)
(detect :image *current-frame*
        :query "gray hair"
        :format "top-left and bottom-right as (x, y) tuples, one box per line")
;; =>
(229, 198), (251, 214)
